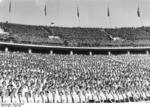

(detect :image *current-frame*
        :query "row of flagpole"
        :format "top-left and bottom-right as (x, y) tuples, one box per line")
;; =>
(7, 0), (145, 27)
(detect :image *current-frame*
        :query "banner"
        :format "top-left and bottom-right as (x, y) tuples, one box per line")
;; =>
(107, 7), (110, 17)
(44, 4), (47, 16)
(9, 0), (11, 13)
(137, 6), (140, 17)
(77, 6), (80, 18)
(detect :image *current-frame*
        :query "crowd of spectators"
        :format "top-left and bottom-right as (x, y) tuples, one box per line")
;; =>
(0, 22), (64, 46)
(1, 51), (150, 103)
(1, 22), (150, 47)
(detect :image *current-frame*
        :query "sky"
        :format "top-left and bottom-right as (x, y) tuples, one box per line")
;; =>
(0, 0), (150, 28)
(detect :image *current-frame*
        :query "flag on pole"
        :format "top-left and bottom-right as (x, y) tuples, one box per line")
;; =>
(9, 0), (12, 13)
(77, 6), (80, 18)
(44, 4), (47, 16)
(107, 7), (110, 17)
(137, 6), (140, 17)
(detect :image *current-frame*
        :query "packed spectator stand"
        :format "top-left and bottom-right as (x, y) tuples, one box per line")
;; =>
(0, 51), (150, 103)
(1, 22), (150, 47)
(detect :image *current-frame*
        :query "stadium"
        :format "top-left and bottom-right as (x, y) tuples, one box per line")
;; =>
(1, 0), (150, 104)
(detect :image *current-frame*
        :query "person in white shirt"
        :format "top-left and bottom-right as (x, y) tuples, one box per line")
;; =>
(59, 90), (67, 103)
(18, 91), (25, 104)
(48, 91), (53, 103)
(65, 90), (72, 103)
(92, 89), (99, 103)
(32, 91), (36, 103)
(39, 91), (45, 103)
(142, 90), (147, 100)
(45, 90), (50, 103)
(64, 90), (69, 103)
(76, 91), (82, 103)
(28, 92), (34, 103)
(118, 92), (124, 102)
(81, 89), (87, 103)
(122, 92), (127, 102)
(131, 90), (139, 102)
(100, 91), (107, 102)
(25, 92), (29, 103)
(13, 93), (19, 104)
(79, 90), (86, 103)
(72, 88), (80, 103)
(86, 89), (92, 102)
(0, 91), (4, 103)
(4, 89), (11, 103)
(127, 91), (134, 102)
(54, 89), (61, 103)
(108, 91), (114, 102)
(34, 92), (41, 103)
(113, 91), (119, 102)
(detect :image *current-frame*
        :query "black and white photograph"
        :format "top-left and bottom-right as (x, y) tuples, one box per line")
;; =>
(0, 0), (150, 106)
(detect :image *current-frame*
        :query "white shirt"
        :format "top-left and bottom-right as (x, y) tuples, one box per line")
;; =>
(86, 90), (92, 101)
(0, 97), (3, 103)
(118, 93), (123, 100)
(132, 92), (139, 99)
(42, 95), (48, 103)
(36, 95), (43, 103)
(108, 93), (114, 101)
(3, 96), (11, 103)
(93, 93), (98, 102)
(72, 91), (80, 103)
(61, 93), (67, 103)
(122, 93), (127, 100)
(55, 90), (61, 103)
(80, 93), (86, 103)
(67, 93), (73, 103)
(28, 96), (34, 103)
(12, 96), (20, 103)
(113, 93), (119, 101)
(34, 95), (40, 103)
(142, 91), (147, 99)
(20, 96), (26, 104)
(127, 92), (132, 98)
(100, 92), (107, 101)
(146, 91), (150, 98)
(48, 92), (53, 103)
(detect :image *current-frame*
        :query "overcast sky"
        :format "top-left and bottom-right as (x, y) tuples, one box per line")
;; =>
(0, 0), (150, 28)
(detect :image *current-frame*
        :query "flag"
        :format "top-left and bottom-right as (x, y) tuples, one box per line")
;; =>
(9, 0), (11, 13)
(51, 22), (55, 25)
(107, 7), (110, 17)
(137, 6), (140, 17)
(77, 6), (80, 18)
(44, 4), (47, 16)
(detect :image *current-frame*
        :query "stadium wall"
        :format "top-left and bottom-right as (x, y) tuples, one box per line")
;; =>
(0, 42), (149, 55)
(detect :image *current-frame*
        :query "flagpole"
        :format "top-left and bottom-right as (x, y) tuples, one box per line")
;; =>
(137, 0), (144, 27)
(44, 0), (47, 26)
(76, 1), (80, 27)
(9, 0), (12, 23)
(107, 0), (112, 28)
(107, 5), (112, 28)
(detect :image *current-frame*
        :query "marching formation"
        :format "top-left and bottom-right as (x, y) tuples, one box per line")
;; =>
(0, 52), (150, 103)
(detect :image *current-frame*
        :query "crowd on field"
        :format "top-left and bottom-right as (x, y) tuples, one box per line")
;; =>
(1, 51), (150, 103)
